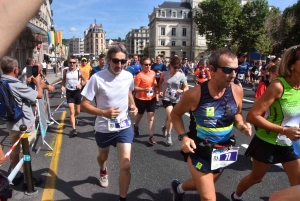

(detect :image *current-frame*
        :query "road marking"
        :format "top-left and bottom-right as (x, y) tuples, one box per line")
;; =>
(241, 144), (249, 149)
(41, 111), (66, 201)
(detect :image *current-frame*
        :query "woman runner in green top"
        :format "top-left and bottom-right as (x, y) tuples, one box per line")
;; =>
(231, 45), (300, 201)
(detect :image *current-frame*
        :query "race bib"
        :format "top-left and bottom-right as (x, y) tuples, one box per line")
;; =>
(156, 72), (160, 78)
(211, 147), (239, 170)
(165, 88), (178, 100)
(237, 74), (244, 80)
(254, 70), (258, 75)
(66, 83), (78, 90)
(108, 116), (131, 132)
(146, 88), (154, 97)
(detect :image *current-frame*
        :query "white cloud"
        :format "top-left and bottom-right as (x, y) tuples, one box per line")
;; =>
(70, 28), (78, 32)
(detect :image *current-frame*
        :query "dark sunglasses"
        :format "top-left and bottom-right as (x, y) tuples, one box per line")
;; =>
(217, 66), (238, 74)
(173, 66), (181, 69)
(81, 60), (87, 62)
(111, 58), (127, 65)
(144, 64), (151, 66)
(69, 62), (76, 64)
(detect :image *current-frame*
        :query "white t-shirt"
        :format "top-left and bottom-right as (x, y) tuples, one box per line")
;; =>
(42, 62), (47, 69)
(81, 68), (134, 133)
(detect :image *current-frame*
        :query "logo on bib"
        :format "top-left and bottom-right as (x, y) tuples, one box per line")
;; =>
(206, 107), (214, 117)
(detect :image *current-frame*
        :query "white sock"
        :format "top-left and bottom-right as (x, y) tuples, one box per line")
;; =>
(234, 192), (242, 199)
(177, 184), (185, 194)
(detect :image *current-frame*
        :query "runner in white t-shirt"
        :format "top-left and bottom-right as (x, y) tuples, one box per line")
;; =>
(81, 45), (137, 201)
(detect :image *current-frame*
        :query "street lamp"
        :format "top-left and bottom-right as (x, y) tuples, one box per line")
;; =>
(180, 49), (183, 60)
(51, 25), (58, 77)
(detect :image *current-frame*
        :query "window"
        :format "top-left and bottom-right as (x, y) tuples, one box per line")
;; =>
(172, 11), (176, 17)
(161, 11), (165, 17)
(171, 51), (175, 57)
(172, 41), (175, 46)
(96, 39), (98, 43)
(182, 28), (187, 36)
(183, 52), (186, 58)
(183, 12), (187, 18)
(161, 40), (165, 46)
(182, 41), (186, 46)
(161, 51), (165, 56)
(96, 34), (98, 37)
(161, 27), (165, 36)
(172, 28), (176, 36)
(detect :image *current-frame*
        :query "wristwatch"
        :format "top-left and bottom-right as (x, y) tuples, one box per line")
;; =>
(178, 133), (188, 141)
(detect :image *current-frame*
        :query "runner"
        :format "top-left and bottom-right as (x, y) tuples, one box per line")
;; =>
(130, 55), (141, 75)
(181, 58), (190, 77)
(159, 56), (189, 146)
(231, 45), (300, 201)
(133, 57), (158, 145)
(236, 53), (250, 83)
(170, 48), (251, 201)
(61, 56), (86, 137)
(250, 61), (260, 91)
(91, 54), (107, 77)
(78, 57), (92, 84)
(193, 59), (211, 85)
(81, 44), (137, 201)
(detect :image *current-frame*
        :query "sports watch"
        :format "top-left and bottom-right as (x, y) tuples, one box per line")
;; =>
(178, 133), (188, 141)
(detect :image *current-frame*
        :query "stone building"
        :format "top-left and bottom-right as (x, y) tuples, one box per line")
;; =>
(125, 26), (149, 57)
(84, 23), (106, 56)
(68, 36), (84, 55)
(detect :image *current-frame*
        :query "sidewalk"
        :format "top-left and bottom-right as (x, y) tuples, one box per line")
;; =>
(46, 69), (62, 85)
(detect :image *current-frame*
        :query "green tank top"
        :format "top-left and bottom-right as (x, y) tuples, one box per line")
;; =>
(256, 77), (300, 145)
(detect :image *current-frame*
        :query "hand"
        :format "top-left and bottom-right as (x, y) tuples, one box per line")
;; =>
(32, 75), (41, 85)
(102, 107), (121, 119)
(77, 84), (82, 90)
(47, 85), (55, 92)
(181, 137), (196, 153)
(238, 123), (252, 136)
(159, 91), (163, 97)
(25, 76), (32, 84)
(128, 105), (138, 116)
(176, 89), (183, 94)
(284, 127), (300, 141)
(61, 86), (65, 91)
(145, 88), (152, 92)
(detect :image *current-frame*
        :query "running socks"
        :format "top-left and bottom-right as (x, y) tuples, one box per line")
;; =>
(233, 192), (242, 200)
(100, 168), (107, 175)
(177, 184), (185, 194)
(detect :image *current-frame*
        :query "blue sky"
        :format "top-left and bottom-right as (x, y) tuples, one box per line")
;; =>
(52, 0), (298, 40)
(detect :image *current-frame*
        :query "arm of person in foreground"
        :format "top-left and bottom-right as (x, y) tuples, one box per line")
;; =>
(232, 83), (252, 136)
(128, 91), (137, 116)
(0, 145), (4, 165)
(246, 80), (300, 140)
(0, 0), (44, 58)
(269, 185), (300, 201)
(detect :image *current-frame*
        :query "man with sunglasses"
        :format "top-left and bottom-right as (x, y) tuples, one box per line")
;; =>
(236, 53), (250, 84)
(170, 48), (251, 201)
(78, 57), (92, 84)
(81, 45), (137, 201)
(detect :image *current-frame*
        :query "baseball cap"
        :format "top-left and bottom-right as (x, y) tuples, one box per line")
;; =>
(81, 57), (87, 61)
(238, 53), (248, 58)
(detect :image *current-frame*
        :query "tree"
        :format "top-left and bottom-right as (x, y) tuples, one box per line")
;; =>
(233, 0), (270, 54)
(143, 44), (149, 57)
(194, 0), (241, 51)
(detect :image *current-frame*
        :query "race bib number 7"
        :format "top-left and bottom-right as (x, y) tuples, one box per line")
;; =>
(211, 147), (239, 170)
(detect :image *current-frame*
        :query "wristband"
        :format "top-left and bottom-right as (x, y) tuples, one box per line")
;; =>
(282, 127), (285, 134)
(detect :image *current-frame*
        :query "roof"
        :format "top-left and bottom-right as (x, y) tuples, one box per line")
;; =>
(158, 1), (192, 9)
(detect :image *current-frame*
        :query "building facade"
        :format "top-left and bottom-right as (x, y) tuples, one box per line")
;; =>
(68, 36), (84, 55)
(5, 0), (53, 68)
(125, 26), (149, 57)
(84, 23), (106, 56)
(148, 0), (252, 61)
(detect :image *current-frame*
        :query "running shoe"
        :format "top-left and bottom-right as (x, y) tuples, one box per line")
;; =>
(99, 169), (108, 188)
(166, 134), (173, 146)
(231, 192), (243, 201)
(69, 129), (77, 138)
(134, 124), (139, 136)
(161, 126), (167, 137)
(148, 136), (157, 145)
(171, 179), (185, 201)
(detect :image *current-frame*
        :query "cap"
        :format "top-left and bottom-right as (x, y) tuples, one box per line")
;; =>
(81, 57), (87, 61)
(238, 53), (248, 58)
(184, 58), (188, 60)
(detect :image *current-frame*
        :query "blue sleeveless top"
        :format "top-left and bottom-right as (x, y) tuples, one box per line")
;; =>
(191, 81), (238, 143)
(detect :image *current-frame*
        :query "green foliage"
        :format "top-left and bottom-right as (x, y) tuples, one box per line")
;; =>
(143, 44), (149, 57)
(194, 0), (241, 51)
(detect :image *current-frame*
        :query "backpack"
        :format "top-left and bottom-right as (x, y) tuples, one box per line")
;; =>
(0, 172), (12, 200)
(0, 79), (24, 122)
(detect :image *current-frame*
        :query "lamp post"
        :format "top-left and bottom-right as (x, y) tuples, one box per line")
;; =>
(51, 25), (58, 77)
(180, 49), (183, 60)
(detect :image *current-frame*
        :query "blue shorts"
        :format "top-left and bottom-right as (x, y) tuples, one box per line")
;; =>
(95, 127), (134, 148)
(189, 153), (224, 173)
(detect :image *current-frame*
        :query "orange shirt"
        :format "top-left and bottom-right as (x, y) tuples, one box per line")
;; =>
(134, 70), (156, 100)
(195, 68), (210, 83)
(79, 64), (92, 80)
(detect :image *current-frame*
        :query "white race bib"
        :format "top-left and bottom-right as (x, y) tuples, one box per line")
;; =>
(108, 116), (131, 132)
(165, 88), (178, 100)
(146, 88), (154, 97)
(237, 74), (244, 80)
(66, 83), (78, 90)
(211, 147), (239, 170)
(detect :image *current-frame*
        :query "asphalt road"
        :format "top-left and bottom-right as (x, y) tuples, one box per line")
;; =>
(0, 74), (290, 201)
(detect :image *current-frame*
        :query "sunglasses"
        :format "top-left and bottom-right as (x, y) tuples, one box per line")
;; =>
(173, 66), (181, 69)
(217, 66), (238, 74)
(69, 62), (76, 64)
(144, 64), (151, 66)
(81, 60), (87, 62)
(111, 58), (127, 65)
